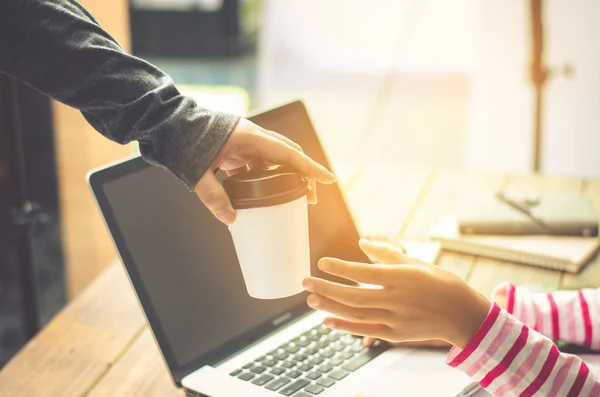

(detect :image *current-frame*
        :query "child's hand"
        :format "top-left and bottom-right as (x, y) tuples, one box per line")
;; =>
(355, 239), (450, 349)
(302, 238), (491, 349)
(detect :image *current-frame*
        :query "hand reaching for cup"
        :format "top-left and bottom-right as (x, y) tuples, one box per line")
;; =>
(362, 243), (510, 349)
(345, 239), (448, 348)
(302, 238), (492, 349)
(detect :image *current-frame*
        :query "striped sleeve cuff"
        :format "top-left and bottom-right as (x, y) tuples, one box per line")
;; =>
(446, 302), (503, 372)
(503, 283), (600, 349)
(446, 303), (599, 396)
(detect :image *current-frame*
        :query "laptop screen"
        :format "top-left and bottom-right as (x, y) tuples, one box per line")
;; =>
(90, 101), (368, 385)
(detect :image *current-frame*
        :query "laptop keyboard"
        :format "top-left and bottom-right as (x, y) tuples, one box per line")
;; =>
(229, 324), (388, 396)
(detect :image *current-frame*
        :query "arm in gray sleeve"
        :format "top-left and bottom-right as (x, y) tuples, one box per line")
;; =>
(0, 0), (240, 189)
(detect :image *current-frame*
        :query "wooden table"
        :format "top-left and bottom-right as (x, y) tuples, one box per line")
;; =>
(1, 165), (599, 397)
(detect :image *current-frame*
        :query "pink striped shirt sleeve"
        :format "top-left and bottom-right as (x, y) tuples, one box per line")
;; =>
(446, 303), (600, 396)
(499, 283), (600, 350)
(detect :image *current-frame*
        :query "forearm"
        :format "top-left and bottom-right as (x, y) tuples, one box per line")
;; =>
(447, 303), (600, 396)
(0, 0), (239, 188)
(503, 284), (600, 349)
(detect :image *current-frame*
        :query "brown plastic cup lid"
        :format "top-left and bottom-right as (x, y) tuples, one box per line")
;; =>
(223, 165), (309, 209)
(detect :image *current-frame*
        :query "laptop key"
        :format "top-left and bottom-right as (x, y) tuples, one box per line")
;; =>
(316, 377), (336, 388)
(287, 370), (302, 379)
(297, 363), (312, 372)
(321, 348), (335, 358)
(261, 358), (278, 367)
(271, 367), (286, 375)
(274, 351), (290, 360)
(328, 369), (349, 381)
(293, 393), (312, 397)
(317, 363), (334, 373)
(327, 333), (341, 343)
(343, 344), (388, 372)
(341, 334), (360, 343)
(351, 342), (366, 353)
(328, 356), (344, 366)
(309, 356), (325, 365)
(316, 340), (329, 349)
(305, 346), (320, 355)
(306, 371), (322, 381)
(252, 374), (274, 386)
(250, 365), (267, 374)
(294, 353), (309, 362)
(242, 362), (253, 369)
(238, 372), (255, 381)
(266, 376), (291, 391)
(282, 360), (297, 369)
(285, 344), (301, 354)
(332, 342), (345, 352)
(318, 325), (332, 335)
(304, 329), (320, 341)
(279, 378), (310, 396)
(294, 336), (311, 347)
(304, 383), (325, 395)
(229, 369), (242, 376)
(340, 350), (354, 359)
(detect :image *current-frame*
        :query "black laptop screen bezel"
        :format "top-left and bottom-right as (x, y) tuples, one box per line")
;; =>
(88, 101), (365, 387)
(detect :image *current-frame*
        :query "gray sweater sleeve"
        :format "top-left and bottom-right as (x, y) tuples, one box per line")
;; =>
(0, 0), (240, 189)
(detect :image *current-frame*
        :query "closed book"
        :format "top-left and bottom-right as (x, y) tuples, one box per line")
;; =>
(430, 217), (600, 273)
(457, 194), (599, 237)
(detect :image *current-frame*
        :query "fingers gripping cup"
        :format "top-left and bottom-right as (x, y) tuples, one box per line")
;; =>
(223, 165), (311, 299)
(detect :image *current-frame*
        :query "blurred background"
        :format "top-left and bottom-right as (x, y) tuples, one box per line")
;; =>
(0, 0), (598, 368)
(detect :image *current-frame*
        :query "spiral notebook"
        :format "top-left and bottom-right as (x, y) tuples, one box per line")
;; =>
(430, 217), (600, 273)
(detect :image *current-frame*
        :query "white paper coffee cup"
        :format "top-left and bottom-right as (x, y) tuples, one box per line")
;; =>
(224, 166), (311, 299)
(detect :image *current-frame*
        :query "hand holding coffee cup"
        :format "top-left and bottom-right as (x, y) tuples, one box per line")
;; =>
(194, 118), (336, 224)
(224, 165), (312, 299)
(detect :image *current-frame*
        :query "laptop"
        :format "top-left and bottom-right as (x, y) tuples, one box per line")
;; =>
(87, 101), (432, 396)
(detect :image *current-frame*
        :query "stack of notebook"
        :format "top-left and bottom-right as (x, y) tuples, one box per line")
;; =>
(429, 194), (600, 273)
